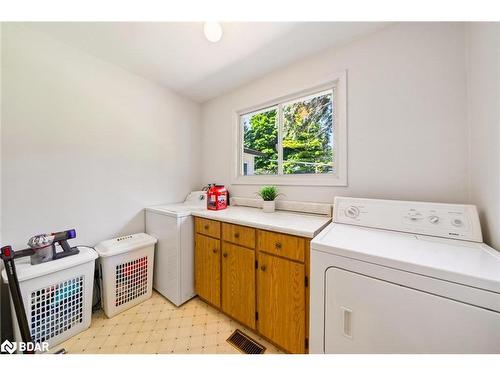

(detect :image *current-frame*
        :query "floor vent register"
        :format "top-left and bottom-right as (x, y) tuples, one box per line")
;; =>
(226, 329), (266, 354)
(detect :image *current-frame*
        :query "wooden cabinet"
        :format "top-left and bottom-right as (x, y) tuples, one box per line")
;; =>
(221, 242), (256, 329)
(194, 217), (310, 353)
(257, 252), (306, 353)
(194, 233), (221, 308)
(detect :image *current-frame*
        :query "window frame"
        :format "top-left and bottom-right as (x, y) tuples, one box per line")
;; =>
(232, 71), (347, 186)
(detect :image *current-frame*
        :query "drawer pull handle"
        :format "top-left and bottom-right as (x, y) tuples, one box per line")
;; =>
(275, 242), (282, 249)
(212, 249), (218, 254)
(234, 233), (240, 239)
(223, 252), (228, 258)
(204, 225), (209, 230)
(260, 265), (266, 271)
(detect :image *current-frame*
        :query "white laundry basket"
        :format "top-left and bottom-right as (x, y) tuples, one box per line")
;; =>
(95, 233), (157, 318)
(1, 247), (97, 352)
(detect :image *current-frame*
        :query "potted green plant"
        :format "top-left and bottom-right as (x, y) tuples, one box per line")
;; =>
(257, 186), (281, 213)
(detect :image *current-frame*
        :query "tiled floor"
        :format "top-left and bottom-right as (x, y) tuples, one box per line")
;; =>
(51, 291), (282, 354)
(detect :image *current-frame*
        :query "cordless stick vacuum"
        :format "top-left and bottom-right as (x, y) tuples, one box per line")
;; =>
(0, 229), (79, 354)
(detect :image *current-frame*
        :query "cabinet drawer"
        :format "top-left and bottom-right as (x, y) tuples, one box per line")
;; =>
(257, 230), (305, 262)
(222, 223), (255, 249)
(195, 217), (221, 238)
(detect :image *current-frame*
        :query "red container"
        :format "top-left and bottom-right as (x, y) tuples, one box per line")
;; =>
(207, 185), (228, 210)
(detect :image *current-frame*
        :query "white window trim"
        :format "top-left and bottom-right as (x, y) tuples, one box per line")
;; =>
(231, 70), (347, 187)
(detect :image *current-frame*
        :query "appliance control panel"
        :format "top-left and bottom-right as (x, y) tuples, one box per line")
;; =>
(184, 191), (207, 206)
(333, 197), (483, 242)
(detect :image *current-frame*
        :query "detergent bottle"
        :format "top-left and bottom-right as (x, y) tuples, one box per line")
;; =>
(207, 184), (228, 210)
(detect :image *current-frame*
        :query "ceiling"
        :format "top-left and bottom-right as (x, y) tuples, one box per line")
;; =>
(29, 22), (389, 102)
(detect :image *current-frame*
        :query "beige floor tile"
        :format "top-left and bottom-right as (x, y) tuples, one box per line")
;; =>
(157, 310), (173, 320)
(77, 326), (100, 339)
(93, 346), (113, 354)
(189, 335), (204, 348)
(167, 318), (182, 329)
(205, 322), (219, 334)
(104, 334), (127, 347)
(156, 340), (175, 354)
(86, 335), (109, 349)
(52, 291), (282, 355)
(153, 319), (169, 331)
(148, 331), (164, 343)
(172, 337), (191, 353)
(177, 326), (193, 338)
(162, 327), (179, 340)
(113, 345), (131, 354)
(96, 324), (114, 337)
(135, 341), (160, 354)
(203, 333), (218, 347)
(110, 324), (129, 335)
(134, 331), (151, 344)
(192, 314), (208, 326)
(71, 337), (93, 351)
(144, 311), (161, 322)
(139, 321), (156, 332)
(120, 332), (139, 345)
(179, 316), (193, 327)
(217, 345), (239, 354)
(126, 343), (144, 354)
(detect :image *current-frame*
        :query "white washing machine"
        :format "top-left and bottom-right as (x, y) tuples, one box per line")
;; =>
(310, 197), (500, 353)
(145, 191), (206, 306)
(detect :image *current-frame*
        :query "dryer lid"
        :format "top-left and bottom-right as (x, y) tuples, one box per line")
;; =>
(311, 223), (500, 293)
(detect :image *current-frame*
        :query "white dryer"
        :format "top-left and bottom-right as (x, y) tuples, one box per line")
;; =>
(145, 191), (206, 306)
(310, 197), (500, 353)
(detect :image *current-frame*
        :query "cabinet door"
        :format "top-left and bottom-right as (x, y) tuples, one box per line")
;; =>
(257, 252), (305, 353)
(221, 242), (256, 329)
(195, 234), (221, 307)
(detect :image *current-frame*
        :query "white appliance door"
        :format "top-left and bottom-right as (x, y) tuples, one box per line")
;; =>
(324, 267), (500, 353)
(145, 212), (180, 305)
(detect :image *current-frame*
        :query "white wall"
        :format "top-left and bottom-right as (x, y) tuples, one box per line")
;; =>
(467, 23), (500, 249)
(1, 24), (201, 248)
(201, 23), (469, 205)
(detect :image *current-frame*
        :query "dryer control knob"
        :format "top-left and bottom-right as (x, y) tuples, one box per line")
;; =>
(345, 206), (360, 218)
(429, 215), (440, 224)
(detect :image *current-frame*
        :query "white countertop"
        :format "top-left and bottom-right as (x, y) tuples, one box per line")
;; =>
(192, 206), (331, 238)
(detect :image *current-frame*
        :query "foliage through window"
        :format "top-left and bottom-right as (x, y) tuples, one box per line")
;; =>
(241, 89), (334, 176)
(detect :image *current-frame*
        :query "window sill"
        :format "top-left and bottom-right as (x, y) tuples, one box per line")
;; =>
(231, 174), (347, 187)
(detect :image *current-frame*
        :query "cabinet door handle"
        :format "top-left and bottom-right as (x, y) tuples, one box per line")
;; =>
(212, 248), (218, 254)
(223, 252), (228, 258)
(260, 265), (266, 271)
(341, 307), (353, 339)
(234, 233), (240, 239)
(204, 225), (209, 230)
(275, 242), (282, 250)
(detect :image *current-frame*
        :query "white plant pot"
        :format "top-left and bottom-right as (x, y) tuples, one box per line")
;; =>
(262, 200), (275, 213)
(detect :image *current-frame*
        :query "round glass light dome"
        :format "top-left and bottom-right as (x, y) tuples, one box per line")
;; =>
(203, 22), (223, 43)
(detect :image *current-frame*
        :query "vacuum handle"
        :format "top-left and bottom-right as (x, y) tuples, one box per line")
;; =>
(52, 229), (76, 242)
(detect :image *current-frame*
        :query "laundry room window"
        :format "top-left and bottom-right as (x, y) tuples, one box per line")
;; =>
(234, 71), (347, 186)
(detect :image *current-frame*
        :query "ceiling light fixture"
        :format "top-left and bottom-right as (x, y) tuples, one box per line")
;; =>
(203, 22), (223, 43)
